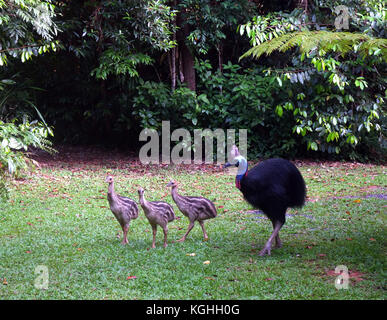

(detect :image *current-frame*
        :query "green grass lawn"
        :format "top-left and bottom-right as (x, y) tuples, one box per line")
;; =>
(0, 158), (386, 299)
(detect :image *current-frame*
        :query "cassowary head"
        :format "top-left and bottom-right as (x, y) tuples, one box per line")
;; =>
(223, 145), (248, 175)
(105, 176), (114, 184)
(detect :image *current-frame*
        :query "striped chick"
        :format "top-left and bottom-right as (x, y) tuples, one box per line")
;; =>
(138, 187), (175, 248)
(105, 176), (139, 245)
(167, 180), (217, 242)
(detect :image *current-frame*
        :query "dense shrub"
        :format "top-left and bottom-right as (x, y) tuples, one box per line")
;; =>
(131, 60), (305, 159)
(131, 58), (386, 161)
(0, 119), (54, 200)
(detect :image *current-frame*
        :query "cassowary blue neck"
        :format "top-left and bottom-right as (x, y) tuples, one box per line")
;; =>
(234, 155), (248, 189)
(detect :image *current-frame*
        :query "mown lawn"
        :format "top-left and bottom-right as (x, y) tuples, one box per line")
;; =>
(0, 158), (386, 299)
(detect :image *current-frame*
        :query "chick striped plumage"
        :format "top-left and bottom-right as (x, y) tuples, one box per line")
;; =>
(171, 193), (217, 221)
(167, 181), (217, 242)
(105, 176), (138, 245)
(138, 188), (175, 248)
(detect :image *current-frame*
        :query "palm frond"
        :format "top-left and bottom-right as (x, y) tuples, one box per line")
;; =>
(240, 31), (387, 61)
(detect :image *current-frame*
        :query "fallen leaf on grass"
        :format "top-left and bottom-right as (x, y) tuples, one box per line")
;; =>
(204, 277), (216, 281)
(2, 278), (8, 285)
(186, 253), (196, 256)
(369, 238), (376, 241)
(127, 276), (137, 280)
(203, 260), (211, 265)
(326, 269), (366, 283)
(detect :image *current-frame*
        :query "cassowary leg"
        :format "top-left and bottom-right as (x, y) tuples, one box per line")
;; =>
(271, 220), (282, 248)
(151, 225), (157, 248)
(121, 224), (129, 245)
(259, 221), (284, 256)
(177, 221), (195, 242)
(162, 226), (168, 248)
(198, 220), (209, 241)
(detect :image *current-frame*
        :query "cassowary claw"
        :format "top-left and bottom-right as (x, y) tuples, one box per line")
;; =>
(258, 246), (271, 256)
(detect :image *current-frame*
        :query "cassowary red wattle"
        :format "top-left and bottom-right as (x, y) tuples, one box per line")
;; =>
(224, 146), (306, 256)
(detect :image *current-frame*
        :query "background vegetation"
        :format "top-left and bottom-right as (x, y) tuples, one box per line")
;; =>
(0, 0), (386, 184)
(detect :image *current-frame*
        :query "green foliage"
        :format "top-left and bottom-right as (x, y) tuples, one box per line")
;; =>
(91, 50), (153, 80)
(240, 31), (387, 61)
(132, 60), (301, 158)
(178, 0), (255, 55)
(0, 0), (60, 66)
(1, 0), (384, 162)
(239, 2), (387, 160)
(133, 80), (199, 130)
(64, 0), (177, 80)
(0, 118), (54, 200)
(238, 9), (306, 47)
(0, 119), (53, 174)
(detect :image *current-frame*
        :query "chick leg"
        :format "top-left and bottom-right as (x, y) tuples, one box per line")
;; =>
(121, 224), (129, 245)
(177, 221), (195, 242)
(162, 226), (168, 248)
(151, 225), (157, 248)
(198, 220), (209, 241)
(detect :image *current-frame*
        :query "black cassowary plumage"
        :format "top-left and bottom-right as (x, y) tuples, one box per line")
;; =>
(240, 158), (306, 223)
(224, 146), (306, 256)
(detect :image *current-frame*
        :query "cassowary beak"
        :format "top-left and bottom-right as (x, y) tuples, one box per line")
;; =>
(223, 161), (239, 169)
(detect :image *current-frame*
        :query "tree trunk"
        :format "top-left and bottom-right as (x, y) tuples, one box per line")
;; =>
(170, 0), (177, 91)
(217, 42), (223, 73)
(180, 42), (196, 91)
(173, 5), (196, 92)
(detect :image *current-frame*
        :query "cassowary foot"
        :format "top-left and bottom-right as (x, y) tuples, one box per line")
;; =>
(258, 247), (271, 256)
(203, 237), (209, 242)
(177, 237), (186, 242)
(121, 239), (129, 245)
(275, 241), (282, 249)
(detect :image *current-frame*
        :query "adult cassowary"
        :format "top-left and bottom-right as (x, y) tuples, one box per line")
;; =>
(224, 146), (306, 256)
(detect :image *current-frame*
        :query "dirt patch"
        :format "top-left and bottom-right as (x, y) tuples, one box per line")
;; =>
(27, 145), (223, 174)
(27, 145), (386, 175)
